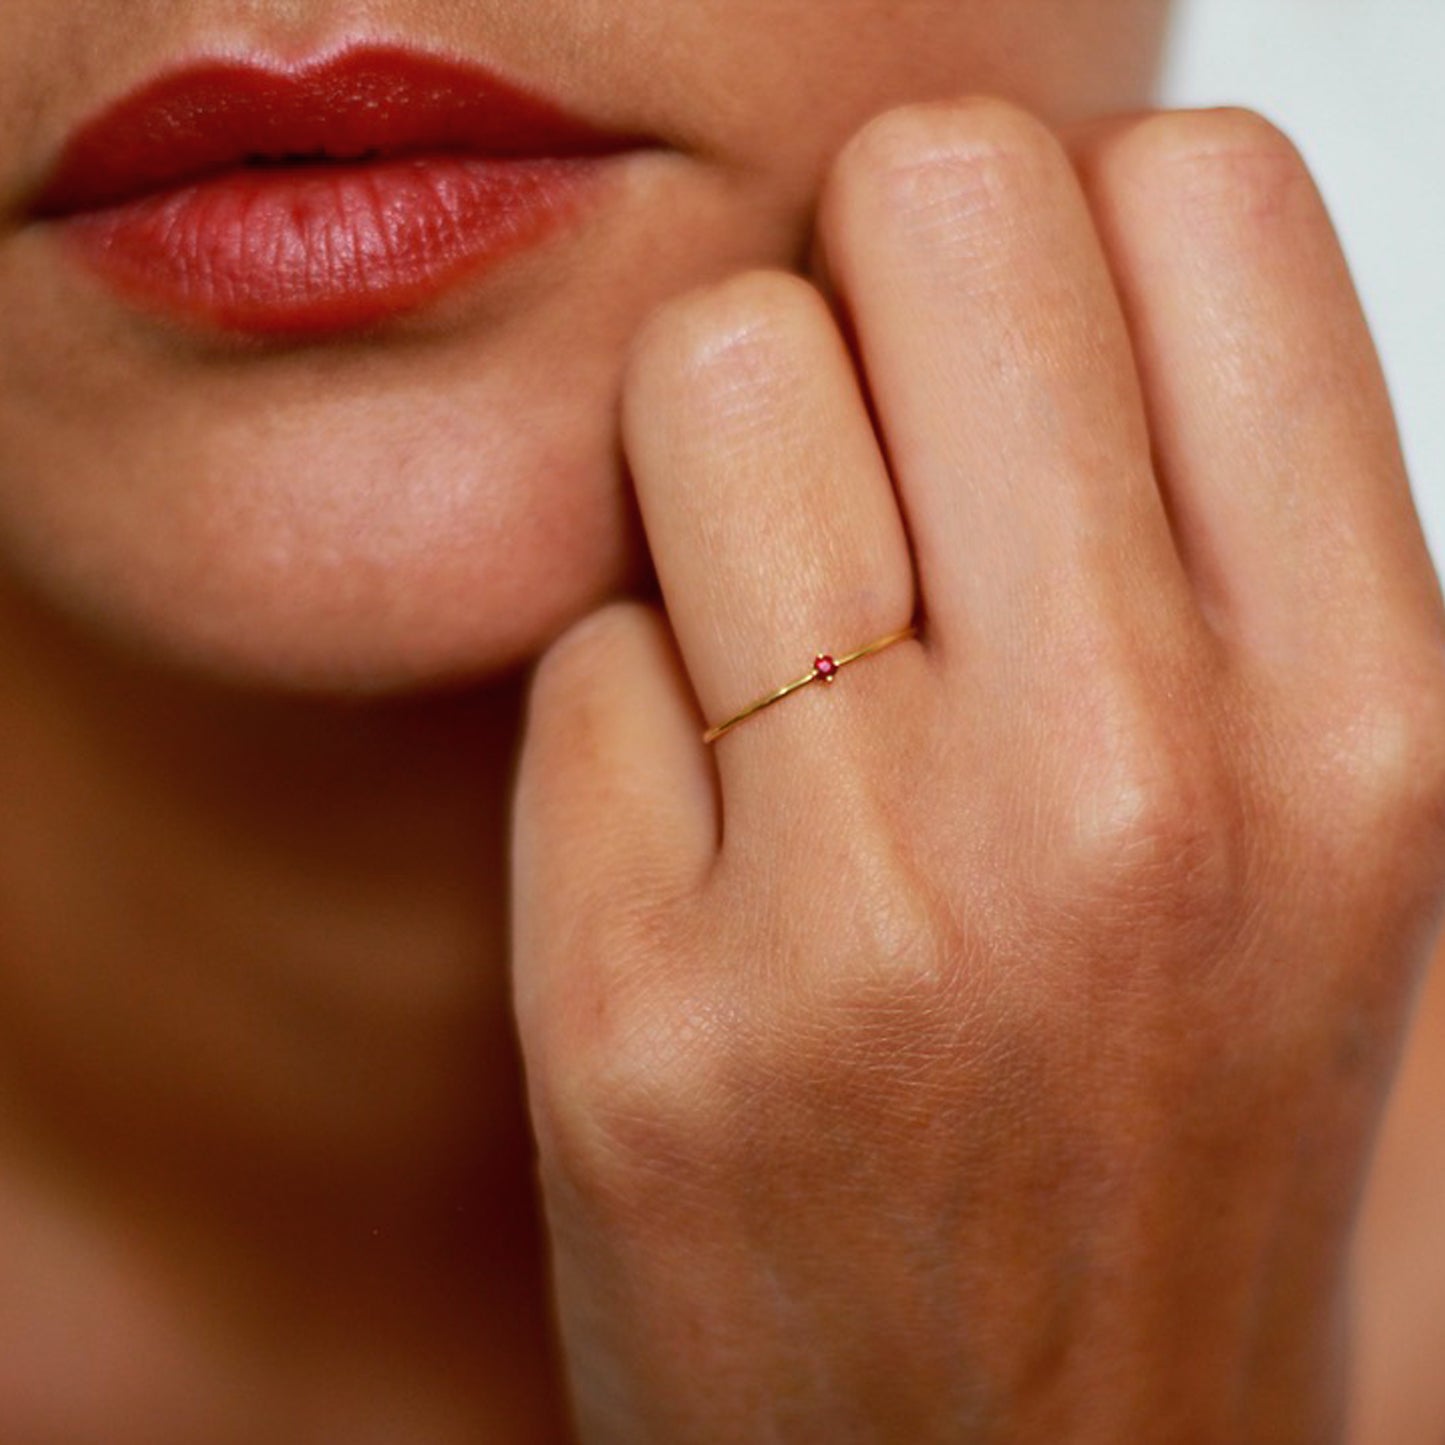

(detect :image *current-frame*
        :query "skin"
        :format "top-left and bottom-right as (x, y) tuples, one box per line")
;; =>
(516, 104), (1445, 1441)
(0, 0), (1442, 1440)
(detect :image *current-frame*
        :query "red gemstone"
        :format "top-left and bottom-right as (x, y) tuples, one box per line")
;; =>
(813, 654), (838, 683)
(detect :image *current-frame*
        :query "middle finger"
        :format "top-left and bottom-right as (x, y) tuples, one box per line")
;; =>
(813, 97), (1207, 695)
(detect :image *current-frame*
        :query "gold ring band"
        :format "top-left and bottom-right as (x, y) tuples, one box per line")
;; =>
(701, 623), (919, 745)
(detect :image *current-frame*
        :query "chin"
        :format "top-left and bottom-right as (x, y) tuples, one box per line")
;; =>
(0, 366), (649, 700)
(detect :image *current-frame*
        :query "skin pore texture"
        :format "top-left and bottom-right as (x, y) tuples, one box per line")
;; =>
(0, 1), (1441, 1441)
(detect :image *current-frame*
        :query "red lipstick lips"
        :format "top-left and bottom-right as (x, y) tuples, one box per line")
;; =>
(33, 46), (650, 336)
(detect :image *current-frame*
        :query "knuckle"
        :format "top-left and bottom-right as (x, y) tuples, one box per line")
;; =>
(826, 94), (1061, 237)
(527, 598), (652, 719)
(823, 869), (961, 1013)
(1048, 706), (1245, 937)
(1320, 656), (1445, 849)
(623, 267), (827, 409)
(1111, 105), (1312, 230)
(517, 602), (646, 828)
(528, 960), (742, 1220)
(520, 604), (681, 842)
(1116, 104), (1303, 176)
(791, 836), (978, 1057)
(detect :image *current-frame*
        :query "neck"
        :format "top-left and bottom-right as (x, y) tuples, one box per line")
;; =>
(0, 579), (565, 1437)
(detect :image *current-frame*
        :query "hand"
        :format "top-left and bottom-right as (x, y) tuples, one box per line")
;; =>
(510, 97), (1445, 1443)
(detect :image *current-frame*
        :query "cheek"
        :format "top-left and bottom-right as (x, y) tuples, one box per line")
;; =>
(0, 156), (804, 695)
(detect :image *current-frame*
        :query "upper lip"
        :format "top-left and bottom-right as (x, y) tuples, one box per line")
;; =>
(32, 43), (653, 217)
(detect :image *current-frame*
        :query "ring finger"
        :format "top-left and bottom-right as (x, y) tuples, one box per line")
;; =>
(619, 268), (925, 837)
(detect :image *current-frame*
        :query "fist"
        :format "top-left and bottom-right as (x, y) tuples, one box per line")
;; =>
(511, 97), (1445, 1443)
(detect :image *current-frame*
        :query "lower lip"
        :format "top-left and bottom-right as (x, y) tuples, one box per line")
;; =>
(52, 153), (611, 337)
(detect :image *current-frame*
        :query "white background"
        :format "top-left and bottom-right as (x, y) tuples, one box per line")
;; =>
(1161, 0), (1445, 574)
